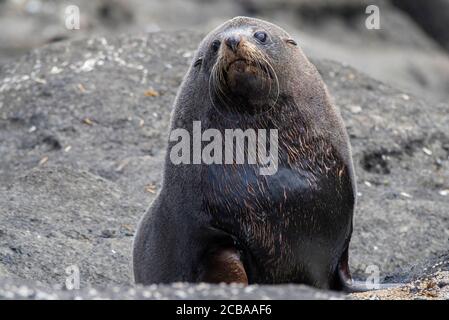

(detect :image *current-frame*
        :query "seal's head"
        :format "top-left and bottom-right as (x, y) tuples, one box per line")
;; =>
(191, 17), (303, 117)
(212, 29), (277, 106)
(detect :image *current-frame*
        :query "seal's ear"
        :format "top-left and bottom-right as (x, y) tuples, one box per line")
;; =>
(284, 38), (298, 46)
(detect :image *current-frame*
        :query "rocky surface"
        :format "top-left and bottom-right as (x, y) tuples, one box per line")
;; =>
(2, 0), (449, 105)
(392, 0), (449, 52)
(0, 278), (345, 300)
(350, 254), (449, 300)
(0, 30), (448, 299)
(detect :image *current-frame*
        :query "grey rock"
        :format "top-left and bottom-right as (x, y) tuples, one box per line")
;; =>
(392, 0), (449, 52)
(2, 0), (449, 104)
(0, 278), (345, 300)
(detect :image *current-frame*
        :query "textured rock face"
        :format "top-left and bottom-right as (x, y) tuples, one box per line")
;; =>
(2, 0), (449, 105)
(392, 0), (449, 52)
(0, 31), (448, 299)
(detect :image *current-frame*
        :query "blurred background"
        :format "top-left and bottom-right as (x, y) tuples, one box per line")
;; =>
(1, 0), (449, 104)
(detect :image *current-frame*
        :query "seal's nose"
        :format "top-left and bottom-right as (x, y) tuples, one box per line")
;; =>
(225, 35), (241, 53)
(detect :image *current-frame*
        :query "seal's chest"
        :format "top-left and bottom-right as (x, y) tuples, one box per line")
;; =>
(203, 161), (338, 220)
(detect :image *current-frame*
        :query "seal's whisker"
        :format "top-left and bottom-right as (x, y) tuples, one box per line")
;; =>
(210, 56), (235, 112)
(209, 40), (280, 115)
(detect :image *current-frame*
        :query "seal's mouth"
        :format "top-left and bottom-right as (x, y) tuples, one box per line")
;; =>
(226, 59), (246, 72)
(208, 40), (280, 117)
(225, 58), (274, 80)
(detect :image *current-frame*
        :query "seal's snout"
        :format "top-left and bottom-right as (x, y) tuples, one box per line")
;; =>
(209, 28), (280, 115)
(225, 35), (241, 53)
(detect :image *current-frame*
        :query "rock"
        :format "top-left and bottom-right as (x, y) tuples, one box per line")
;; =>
(351, 253), (449, 300)
(2, 0), (449, 104)
(0, 0), (239, 64)
(0, 31), (448, 299)
(392, 0), (449, 52)
(0, 278), (345, 300)
(0, 166), (138, 287)
(314, 59), (449, 281)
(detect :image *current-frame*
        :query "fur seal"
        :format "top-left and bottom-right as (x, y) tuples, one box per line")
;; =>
(133, 16), (359, 291)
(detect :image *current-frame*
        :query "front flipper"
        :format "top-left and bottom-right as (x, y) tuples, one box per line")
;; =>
(197, 227), (248, 285)
(202, 247), (248, 284)
(337, 246), (403, 292)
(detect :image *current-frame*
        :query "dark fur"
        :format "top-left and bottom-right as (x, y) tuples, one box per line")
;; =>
(133, 17), (356, 290)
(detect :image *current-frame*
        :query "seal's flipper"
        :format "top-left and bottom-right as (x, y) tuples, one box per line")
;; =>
(337, 247), (403, 292)
(197, 227), (248, 284)
(201, 247), (248, 284)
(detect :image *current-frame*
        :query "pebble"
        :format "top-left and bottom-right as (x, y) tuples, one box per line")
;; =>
(349, 105), (362, 113)
(80, 59), (96, 72)
(144, 88), (159, 97)
(400, 192), (413, 199)
(33, 77), (46, 84)
(50, 66), (62, 74)
(38, 156), (49, 166)
(401, 94), (410, 101)
(422, 147), (432, 156)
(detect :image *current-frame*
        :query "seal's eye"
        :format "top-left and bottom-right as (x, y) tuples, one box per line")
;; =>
(211, 40), (221, 53)
(254, 31), (267, 43)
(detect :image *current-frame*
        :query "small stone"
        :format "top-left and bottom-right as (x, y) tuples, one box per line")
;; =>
(77, 84), (86, 93)
(38, 156), (49, 166)
(401, 94), (410, 101)
(33, 77), (46, 84)
(115, 159), (129, 172)
(422, 147), (432, 156)
(145, 184), (157, 194)
(349, 105), (362, 113)
(144, 88), (159, 97)
(439, 190), (449, 196)
(83, 118), (94, 125)
(80, 59), (96, 72)
(50, 66), (62, 74)
(400, 192), (412, 199)
(101, 230), (116, 238)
